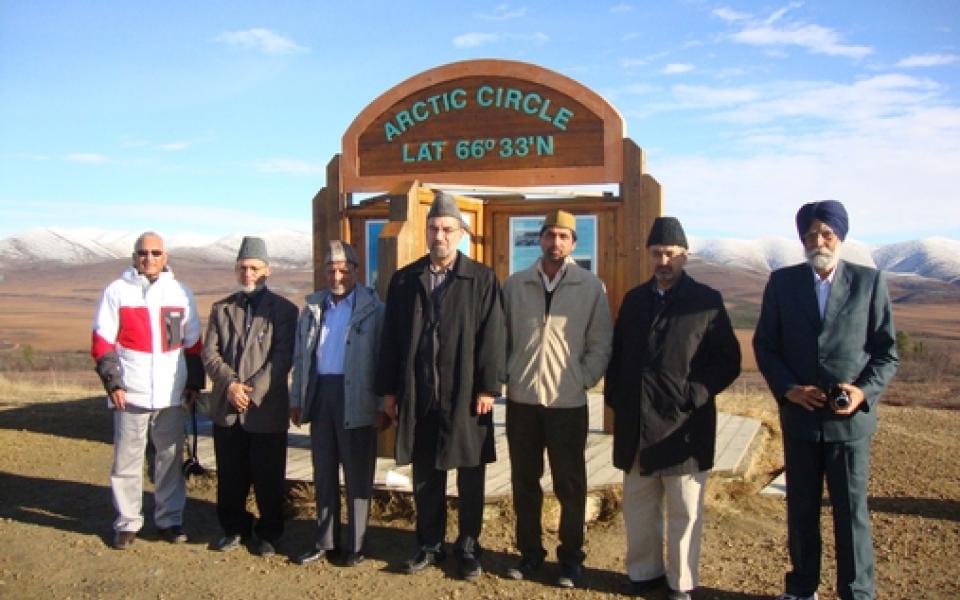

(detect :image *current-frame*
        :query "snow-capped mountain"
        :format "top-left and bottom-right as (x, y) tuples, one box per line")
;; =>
(1, 228), (957, 285)
(172, 230), (313, 267)
(0, 228), (312, 268)
(688, 236), (877, 272)
(873, 238), (960, 286)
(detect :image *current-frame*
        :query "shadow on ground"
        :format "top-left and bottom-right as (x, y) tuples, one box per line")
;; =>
(0, 471), (218, 547)
(0, 396), (111, 444)
(869, 496), (960, 522)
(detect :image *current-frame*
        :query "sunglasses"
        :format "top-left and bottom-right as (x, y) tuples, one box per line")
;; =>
(136, 249), (164, 257)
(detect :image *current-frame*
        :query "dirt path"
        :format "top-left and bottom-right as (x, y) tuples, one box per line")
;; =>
(1, 381), (958, 599)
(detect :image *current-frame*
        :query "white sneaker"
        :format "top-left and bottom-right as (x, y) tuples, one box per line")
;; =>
(775, 593), (818, 600)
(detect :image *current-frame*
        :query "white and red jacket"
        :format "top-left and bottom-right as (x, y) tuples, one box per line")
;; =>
(91, 266), (203, 410)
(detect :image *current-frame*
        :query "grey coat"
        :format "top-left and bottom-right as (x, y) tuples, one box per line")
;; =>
(202, 288), (298, 433)
(290, 285), (385, 429)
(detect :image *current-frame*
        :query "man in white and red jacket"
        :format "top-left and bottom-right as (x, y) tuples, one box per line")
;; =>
(91, 231), (203, 550)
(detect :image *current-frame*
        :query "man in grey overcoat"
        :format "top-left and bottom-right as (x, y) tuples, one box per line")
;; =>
(289, 241), (386, 567)
(376, 191), (505, 582)
(202, 236), (298, 557)
(754, 200), (898, 600)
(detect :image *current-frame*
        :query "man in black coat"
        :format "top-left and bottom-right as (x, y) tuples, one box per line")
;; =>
(605, 217), (741, 600)
(377, 191), (505, 582)
(753, 200), (898, 600)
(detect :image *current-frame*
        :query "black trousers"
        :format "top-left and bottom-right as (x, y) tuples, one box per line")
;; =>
(506, 401), (588, 565)
(213, 422), (287, 543)
(783, 434), (874, 600)
(411, 410), (486, 556)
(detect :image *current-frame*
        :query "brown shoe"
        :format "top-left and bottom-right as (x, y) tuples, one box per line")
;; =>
(113, 531), (136, 550)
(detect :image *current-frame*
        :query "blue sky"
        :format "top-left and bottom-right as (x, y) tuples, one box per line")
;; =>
(1, 1), (958, 244)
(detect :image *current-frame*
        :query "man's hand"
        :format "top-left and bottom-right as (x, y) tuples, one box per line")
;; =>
(227, 381), (253, 413)
(475, 393), (495, 415)
(383, 394), (398, 421)
(289, 407), (302, 426)
(109, 388), (127, 411)
(833, 383), (865, 416)
(784, 385), (827, 412)
(373, 410), (391, 431)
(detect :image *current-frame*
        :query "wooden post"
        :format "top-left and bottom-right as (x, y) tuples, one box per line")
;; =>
(374, 180), (425, 457)
(604, 138), (663, 433)
(312, 155), (345, 290)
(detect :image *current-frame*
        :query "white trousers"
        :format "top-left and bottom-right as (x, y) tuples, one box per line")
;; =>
(111, 405), (185, 533)
(622, 462), (708, 592)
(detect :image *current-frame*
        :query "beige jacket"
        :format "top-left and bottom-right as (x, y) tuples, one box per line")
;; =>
(503, 259), (613, 408)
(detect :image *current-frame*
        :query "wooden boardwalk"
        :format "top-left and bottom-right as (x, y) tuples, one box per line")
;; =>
(194, 394), (760, 500)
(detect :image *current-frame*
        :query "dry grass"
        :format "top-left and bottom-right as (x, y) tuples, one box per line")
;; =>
(0, 372), (101, 405)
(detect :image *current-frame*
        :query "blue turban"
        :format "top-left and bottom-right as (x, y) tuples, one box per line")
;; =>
(795, 200), (849, 242)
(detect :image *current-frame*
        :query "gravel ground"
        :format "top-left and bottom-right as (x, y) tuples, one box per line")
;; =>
(1, 377), (958, 599)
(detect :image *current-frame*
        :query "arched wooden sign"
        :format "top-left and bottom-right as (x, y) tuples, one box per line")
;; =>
(341, 59), (625, 192)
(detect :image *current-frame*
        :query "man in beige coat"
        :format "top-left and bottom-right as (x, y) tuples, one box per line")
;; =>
(503, 209), (613, 588)
(202, 237), (298, 557)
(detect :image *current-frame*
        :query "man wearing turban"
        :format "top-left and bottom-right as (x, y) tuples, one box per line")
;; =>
(754, 200), (899, 600)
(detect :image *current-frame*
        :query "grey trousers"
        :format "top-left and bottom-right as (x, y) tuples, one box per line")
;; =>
(110, 405), (186, 533)
(309, 375), (377, 553)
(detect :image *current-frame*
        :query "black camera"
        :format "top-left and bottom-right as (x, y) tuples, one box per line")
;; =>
(828, 385), (851, 411)
(182, 456), (205, 478)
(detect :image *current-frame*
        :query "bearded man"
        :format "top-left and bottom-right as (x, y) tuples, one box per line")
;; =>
(754, 200), (898, 600)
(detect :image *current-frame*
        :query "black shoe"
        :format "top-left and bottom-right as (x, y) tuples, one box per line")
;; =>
(622, 574), (668, 596)
(403, 549), (446, 574)
(113, 531), (136, 550)
(296, 547), (334, 565)
(458, 553), (482, 582)
(506, 555), (544, 580)
(343, 551), (365, 567)
(557, 562), (582, 589)
(158, 525), (188, 544)
(212, 534), (242, 552)
(257, 539), (276, 557)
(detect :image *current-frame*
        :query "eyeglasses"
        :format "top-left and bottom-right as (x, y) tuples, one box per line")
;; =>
(803, 229), (837, 243)
(136, 249), (164, 257)
(427, 225), (462, 237)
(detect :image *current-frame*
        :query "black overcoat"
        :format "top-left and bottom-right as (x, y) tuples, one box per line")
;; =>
(375, 252), (505, 469)
(605, 273), (741, 474)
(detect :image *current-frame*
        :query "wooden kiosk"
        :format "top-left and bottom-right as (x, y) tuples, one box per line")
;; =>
(311, 59), (663, 451)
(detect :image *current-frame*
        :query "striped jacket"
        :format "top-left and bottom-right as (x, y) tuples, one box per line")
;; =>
(91, 266), (203, 409)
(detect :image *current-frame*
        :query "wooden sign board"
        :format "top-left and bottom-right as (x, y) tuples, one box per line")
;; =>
(342, 60), (625, 192)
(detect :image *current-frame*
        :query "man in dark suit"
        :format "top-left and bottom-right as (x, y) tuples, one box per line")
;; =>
(377, 191), (505, 582)
(754, 200), (898, 600)
(202, 236), (298, 557)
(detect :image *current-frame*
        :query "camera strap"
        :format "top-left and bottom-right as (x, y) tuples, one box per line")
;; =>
(187, 400), (200, 464)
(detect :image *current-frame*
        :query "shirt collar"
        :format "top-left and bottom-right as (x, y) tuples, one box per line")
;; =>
(537, 256), (574, 288)
(325, 287), (356, 310)
(810, 262), (839, 284)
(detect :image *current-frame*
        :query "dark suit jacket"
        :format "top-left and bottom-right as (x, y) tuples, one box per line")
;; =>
(753, 260), (898, 442)
(202, 287), (298, 433)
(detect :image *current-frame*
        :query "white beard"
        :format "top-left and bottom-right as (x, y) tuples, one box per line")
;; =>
(806, 246), (840, 271)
